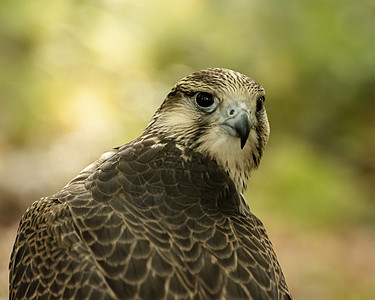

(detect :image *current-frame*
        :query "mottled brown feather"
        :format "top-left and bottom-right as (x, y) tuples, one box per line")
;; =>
(9, 68), (291, 299)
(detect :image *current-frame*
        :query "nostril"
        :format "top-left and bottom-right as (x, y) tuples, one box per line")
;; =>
(229, 109), (235, 115)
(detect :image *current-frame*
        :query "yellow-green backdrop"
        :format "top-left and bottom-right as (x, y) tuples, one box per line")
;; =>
(1, 0), (374, 298)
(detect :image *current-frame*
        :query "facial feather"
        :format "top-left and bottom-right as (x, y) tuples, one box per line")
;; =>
(146, 68), (269, 193)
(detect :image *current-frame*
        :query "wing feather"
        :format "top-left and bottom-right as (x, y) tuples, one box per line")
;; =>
(10, 135), (291, 299)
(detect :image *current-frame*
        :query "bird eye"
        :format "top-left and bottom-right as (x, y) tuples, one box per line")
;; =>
(196, 92), (215, 108)
(256, 96), (265, 112)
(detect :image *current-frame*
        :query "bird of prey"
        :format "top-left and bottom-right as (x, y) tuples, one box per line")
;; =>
(9, 68), (291, 299)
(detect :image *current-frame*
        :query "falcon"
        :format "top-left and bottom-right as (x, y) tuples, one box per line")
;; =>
(9, 68), (292, 299)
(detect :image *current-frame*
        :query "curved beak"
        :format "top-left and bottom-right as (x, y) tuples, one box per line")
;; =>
(221, 110), (251, 149)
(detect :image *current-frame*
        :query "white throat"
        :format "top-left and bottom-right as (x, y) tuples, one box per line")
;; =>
(196, 126), (259, 194)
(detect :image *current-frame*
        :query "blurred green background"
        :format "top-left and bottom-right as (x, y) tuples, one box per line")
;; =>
(1, 0), (374, 298)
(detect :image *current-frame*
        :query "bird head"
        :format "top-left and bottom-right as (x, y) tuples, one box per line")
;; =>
(146, 68), (270, 193)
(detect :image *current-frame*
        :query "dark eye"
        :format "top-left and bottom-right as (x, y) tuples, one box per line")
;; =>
(256, 96), (265, 112)
(196, 92), (215, 108)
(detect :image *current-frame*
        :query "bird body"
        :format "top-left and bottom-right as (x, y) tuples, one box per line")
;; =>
(9, 68), (291, 299)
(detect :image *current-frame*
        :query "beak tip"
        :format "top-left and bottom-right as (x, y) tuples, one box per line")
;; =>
(236, 114), (250, 150)
(221, 109), (251, 150)
(240, 138), (247, 149)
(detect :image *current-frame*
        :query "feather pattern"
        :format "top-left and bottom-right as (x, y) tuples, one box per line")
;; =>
(9, 68), (291, 299)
